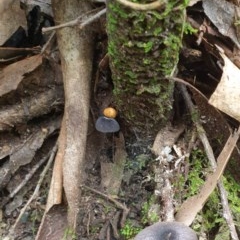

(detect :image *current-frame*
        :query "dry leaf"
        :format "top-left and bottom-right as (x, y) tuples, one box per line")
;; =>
(209, 47), (240, 122)
(188, 0), (201, 7)
(0, 1), (27, 45)
(203, 0), (240, 48)
(0, 55), (42, 97)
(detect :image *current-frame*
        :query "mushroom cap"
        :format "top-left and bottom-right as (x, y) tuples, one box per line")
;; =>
(95, 116), (120, 133)
(134, 222), (198, 240)
(103, 107), (117, 118)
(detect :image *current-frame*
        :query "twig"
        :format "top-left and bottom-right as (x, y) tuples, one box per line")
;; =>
(41, 31), (56, 54)
(81, 185), (129, 213)
(79, 8), (106, 29)
(82, 185), (129, 228)
(92, 0), (106, 2)
(162, 177), (175, 222)
(115, 0), (165, 11)
(12, 144), (58, 231)
(1, 153), (50, 207)
(179, 84), (216, 168)
(179, 84), (239, 240)
(168, 77), (209, 103)
(42, 8), (106, 33)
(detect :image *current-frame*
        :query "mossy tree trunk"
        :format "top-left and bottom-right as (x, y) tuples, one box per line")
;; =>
(106, 0), (187, 139)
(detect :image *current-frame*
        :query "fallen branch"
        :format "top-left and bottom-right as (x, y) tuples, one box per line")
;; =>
(1, 153), (50, 207)
(82, 185), (129, 213)
(11, 144), (58, 234)
(0, 86), (63, 131)
(82, 184), (129, 228)
(42, 8), (106, 33)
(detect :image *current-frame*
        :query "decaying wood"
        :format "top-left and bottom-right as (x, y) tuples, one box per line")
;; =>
(12, 144), (58, 230)
(51, 0), (94, 231)
(152, 124), (185, 223)
(0, 116), (61, 189)
(0, 86), (63, 131)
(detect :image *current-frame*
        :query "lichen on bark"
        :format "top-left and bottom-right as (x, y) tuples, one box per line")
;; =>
(107, 0), (187, 138)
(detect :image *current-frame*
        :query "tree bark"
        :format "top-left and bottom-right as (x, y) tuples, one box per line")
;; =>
(52, 0), (94, 230)
(107, 0), (187, 139)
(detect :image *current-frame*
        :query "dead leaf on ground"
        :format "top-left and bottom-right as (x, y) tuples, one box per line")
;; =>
(0, 0), (27, 45)
(209, 47), (240, 122)
(203, 0), (240, 48)
(0, 55), (42, 97)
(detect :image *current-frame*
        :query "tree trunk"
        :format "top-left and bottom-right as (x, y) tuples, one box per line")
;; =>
(107, 0), (187, 139)
(52, 0), (94, 230)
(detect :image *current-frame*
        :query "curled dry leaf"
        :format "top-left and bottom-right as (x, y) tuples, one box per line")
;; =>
(209, 47), (240, 122)
(203, 0), (240, 48)
(0, 55), (42, 97)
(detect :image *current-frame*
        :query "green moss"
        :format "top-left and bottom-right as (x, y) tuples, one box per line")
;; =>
(141, 195), (159, 224)
(182, 150), (240, 236)
(107, 0), (187, 137)
(136, 41), (154, 53)
(184, 22), (198, 35)
(120, 220), (142, 239)
(63, 228), (77, 240)
(223, 174), (240, 214)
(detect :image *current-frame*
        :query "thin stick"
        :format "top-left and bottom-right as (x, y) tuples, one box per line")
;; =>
(1, 154), (50, 207)
(41, 31), (56, 54)
(81, 185), (129, 213)
(12, 144), (58, 230)
(79, 8), (106, 29)
(42, 8), (106, 33)
(115, 0), (165, 11)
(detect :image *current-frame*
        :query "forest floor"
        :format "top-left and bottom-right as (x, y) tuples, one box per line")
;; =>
(0, 0), (240, 240)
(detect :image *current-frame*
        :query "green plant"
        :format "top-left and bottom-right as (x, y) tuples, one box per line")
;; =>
(184, 150), (240, 236)
(120, 220), (142, 239)
(185, 149), (209, 197)
(30, 208), (43, 235)
(183, 22), (198, 35)
(141, 195), (159, 224)
(62, 227), (77, 240)
(223, 174), (240, 214)
(125, 154), (150, 174)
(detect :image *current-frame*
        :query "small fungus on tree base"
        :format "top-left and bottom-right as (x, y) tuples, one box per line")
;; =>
(95, 116), (120, 133)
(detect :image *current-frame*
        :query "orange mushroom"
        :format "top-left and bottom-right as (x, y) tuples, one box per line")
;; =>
(103, 107), (117, 119)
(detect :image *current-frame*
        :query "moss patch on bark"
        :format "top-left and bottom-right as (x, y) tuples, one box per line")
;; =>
(107, 0), (187, 138)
